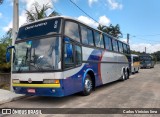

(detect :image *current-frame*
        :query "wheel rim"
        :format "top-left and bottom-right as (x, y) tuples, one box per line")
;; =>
(123, 71), (125, 80)
(85, 78), (92, 92)
(125, 71), (128, 79)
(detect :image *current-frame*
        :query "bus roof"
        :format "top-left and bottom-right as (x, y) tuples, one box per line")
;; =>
(21, 16), (129, 45)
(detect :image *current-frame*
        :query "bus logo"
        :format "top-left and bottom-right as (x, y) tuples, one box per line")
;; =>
(28, 78), (32, 83)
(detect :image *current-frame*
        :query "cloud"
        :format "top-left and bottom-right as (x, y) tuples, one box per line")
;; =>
(88, 0), (98, 7)
(77, 16), (99, 28)
(77, 15), (110, 28)
(21, 0), (54, 11)
(107, 0), (123, 10)
(99, 15), (110, 26)
(3, 21), (12, 32)
(130, 43), (160, 53)
(3, 0), (58, 32)
(0, 12), (2, 18)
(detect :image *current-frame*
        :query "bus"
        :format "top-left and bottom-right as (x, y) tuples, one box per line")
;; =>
(6, 16), (131, 97)
(131, 54), (140, 74)
(140, 54), (155, 68)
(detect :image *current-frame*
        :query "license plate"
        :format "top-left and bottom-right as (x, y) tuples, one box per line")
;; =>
(27, 89), (35, 93)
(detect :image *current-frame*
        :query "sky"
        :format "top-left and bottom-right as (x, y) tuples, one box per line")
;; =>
(0, 0), (160, 53)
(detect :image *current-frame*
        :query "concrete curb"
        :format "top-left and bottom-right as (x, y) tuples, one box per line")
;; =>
(0, 89), (26, 105)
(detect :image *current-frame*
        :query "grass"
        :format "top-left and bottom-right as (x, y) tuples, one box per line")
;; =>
(0, 82), (10, 90)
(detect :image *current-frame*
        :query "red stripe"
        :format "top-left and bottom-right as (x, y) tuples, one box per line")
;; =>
(98, 50), (105, 81)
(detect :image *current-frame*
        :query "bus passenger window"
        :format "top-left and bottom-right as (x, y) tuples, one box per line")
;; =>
(75, 45), (82, 65)
(118, 41), (123, 53)
(123, 44), (127, 54)
(112, 39), (118, 52)
(104, 35), (112, 50)
(64, 42), (74, 68)
(80, 26), (94, 46)
(65, 21), (80, 42)
(127, 45), (130, 54)
(94, 31), (104, 48)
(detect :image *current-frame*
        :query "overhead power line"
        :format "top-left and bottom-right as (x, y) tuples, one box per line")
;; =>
(69, 0), (100, 25)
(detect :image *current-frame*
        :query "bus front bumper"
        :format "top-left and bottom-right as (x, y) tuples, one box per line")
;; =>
(13, 83), (65, 97)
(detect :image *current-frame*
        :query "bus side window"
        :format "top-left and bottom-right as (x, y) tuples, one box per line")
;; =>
(112, 39), (118, 52)
(64, 21), (80, 42)
(118, 41), (123, 53)
(104, 35), (112, 51)
(94, 31), (104, 48)
(123, 43), (127, 54)
(127, 45), (130, 54)
(64, 42), (74, 68)
(75, 45), (82, 66)
(80, 25), (94, 46)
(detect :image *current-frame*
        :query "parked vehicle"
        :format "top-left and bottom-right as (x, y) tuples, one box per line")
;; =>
(131, 54), (140, 73)
(6, 16), (131, 97)
(140, 54), (155, 68)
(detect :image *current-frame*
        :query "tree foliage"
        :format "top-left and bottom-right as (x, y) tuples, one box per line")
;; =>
(26, 2), (60, 22)
(97, 24), (123, 38)
(0, 31), (12, 73)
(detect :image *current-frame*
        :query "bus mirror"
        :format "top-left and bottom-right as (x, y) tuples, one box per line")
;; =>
(66, 43), (73, 57)
(6, 46), (15, 63)
(6, 51), (11, 63)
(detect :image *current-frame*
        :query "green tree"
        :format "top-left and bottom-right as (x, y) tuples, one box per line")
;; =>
(0, 31), (12, 73)
(26, 2), (59, 22)
(97, 25), (107, 32)
(97, 24), (123, 38)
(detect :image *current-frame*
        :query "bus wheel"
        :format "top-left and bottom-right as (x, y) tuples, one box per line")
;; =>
(82, 75), (92, 96)
(125, 70), (129, 79)
(121, 70), (126, 81)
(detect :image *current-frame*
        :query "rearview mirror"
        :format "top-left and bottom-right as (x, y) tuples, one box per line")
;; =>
(6, 46), (15, 63)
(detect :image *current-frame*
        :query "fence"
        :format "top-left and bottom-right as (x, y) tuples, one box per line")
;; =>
(0, 73), (10, 84)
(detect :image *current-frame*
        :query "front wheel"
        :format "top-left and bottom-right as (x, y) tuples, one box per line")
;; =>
(81, 75), (92, 96)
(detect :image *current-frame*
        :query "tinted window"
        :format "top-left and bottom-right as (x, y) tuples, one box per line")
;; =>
(127, 45), (130, 54)
(80, 26), (94, 46)
(94, 31), (104, 48)
(65, 21), (80, 42)
(75, 45), (82, 65)
(133, 57), (139, 62)
(123, 44), (127, 54)
(17, 18), (61, 40)
(118, 41), (123, 53)
(64, 42), (74, 68)
(104, 35), (112, 50)
(112, 39), (118, 52)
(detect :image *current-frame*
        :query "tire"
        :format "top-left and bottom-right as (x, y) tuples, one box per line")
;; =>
(125, 70), (129, 79)
(121, 70), (126, 81)
(81, 74), (92, 96)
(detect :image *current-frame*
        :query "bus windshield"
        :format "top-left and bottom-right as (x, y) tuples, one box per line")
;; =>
(140, 56), (151, 61)
(17, 18), (61, 40)
(13, 37), (61, 72)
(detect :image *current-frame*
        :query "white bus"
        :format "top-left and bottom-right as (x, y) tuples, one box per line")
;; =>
(131, 54), (140, 74)
(6, 16), (131, 97)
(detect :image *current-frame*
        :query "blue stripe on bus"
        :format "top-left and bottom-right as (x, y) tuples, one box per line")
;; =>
(13, 49), (105, 97)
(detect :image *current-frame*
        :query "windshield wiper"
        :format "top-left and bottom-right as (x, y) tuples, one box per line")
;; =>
(17, 48), (29, 72)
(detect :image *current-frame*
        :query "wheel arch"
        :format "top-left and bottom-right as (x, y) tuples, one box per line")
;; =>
(82, 69), (96, 90)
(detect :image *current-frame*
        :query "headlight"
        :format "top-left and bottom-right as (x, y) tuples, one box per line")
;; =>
(43, 79), (59, 84)
(12, 79), (20, 83)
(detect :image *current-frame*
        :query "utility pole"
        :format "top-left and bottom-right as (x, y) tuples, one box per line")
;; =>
(145, 47), (146, 53)
(127, 33), (130, 44)
(10, 0), (19, 91)
(12, 0), (19, 45)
